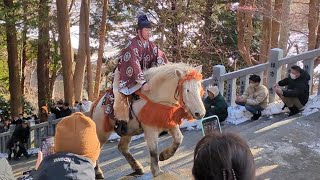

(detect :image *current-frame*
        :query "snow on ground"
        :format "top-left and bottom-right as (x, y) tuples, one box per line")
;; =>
(1, 95), (319, 158)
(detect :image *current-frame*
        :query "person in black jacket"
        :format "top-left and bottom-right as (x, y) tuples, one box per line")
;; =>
(60, 102), (72, 118)
(203, 86), (228, 122)
(7, 120), (30, 160)
(273, 65), (310, 116)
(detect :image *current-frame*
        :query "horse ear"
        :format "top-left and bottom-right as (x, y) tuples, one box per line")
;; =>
(175, 69), (183, 78)
(195, 65), (202, 73)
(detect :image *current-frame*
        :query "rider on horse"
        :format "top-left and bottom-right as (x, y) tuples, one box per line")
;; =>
(112, 13), (168, 135)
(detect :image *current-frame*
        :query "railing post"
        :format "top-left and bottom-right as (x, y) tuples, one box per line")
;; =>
(226, 79), (237, 106)
(239, 75), (249, 95)
(212, 65), (226, 95)
(303, 58), (315, 95)
(48, 114), (56, 136)
(29, 120), (35, 148)
(268, 48), (283, 103)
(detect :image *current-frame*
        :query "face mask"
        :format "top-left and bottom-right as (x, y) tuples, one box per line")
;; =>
(290, 73), (297, 80)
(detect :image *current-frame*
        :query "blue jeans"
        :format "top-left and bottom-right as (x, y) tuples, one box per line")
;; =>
(236, 101), (264, 115)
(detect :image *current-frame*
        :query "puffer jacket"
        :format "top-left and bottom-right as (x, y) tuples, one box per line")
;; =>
(241, 84), (269, 109)
(278, 70), (310, 105)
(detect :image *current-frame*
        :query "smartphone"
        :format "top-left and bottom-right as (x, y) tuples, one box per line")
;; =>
(40, 136), (55, 157)
(200, 115), (222, 136)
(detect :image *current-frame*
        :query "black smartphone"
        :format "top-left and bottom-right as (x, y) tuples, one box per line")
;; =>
(200, 115), (221, 136)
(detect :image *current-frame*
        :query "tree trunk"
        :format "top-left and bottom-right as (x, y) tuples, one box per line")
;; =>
(93, 0), (109, 99)
(74, 0), (89, 102)
(4, 0), (22, 116)
(21, 1), (28, 96)
(237, 0), (258, 66)
(56, 0), (75, 105)
(271, 0), (283, 48)
(37, 0), (50, 110)
(85, 0), (93, 101)
(170, 0), (181, 62)
(308, 0), (320, 50)
(258, 0), (272, 63)
(278, 0), (292, 56)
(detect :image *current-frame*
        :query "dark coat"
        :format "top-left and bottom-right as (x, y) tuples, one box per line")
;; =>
(31, 153), (95, 180)
(278, 70), (310, 105)
(50, 107), (62, 119)
(204, 93), (228, 122)
(60, 108), (72, 118)
(11, 125), (29, 143)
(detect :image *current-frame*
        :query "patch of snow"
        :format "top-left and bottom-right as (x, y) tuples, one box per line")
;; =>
(0, 153), (8, 158)
(299, 141), (320, 155)
(105, 95), (320, 142)
(302, 95), (320, 116)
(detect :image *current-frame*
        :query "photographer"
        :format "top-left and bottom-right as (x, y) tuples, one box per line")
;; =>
(7, 120), (30, 160)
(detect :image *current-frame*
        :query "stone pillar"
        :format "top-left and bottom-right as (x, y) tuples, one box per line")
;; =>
(267, 48), (283, 103)
(303, 58), (315, 95)
(239, 75), (249, 95)
(212, 65), (226, 95)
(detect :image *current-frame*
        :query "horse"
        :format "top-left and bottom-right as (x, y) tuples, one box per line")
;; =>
(90, 63), (206, 178)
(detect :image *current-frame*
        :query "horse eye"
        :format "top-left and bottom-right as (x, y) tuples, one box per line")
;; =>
(187, 89), (189, 92)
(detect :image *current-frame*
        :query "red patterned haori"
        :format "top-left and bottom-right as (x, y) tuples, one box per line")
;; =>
(117, 36), (168, 95)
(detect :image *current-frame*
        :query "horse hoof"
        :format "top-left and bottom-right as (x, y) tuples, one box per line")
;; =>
(159, 152), (170, 161)
(135, 168), (144, 175)
(127, 169), (144, 176)
(153, 170), (164, 177)
(95, 173), (105, 179)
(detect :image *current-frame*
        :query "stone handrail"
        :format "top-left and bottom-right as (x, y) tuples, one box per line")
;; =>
(203, 48), (320, 106)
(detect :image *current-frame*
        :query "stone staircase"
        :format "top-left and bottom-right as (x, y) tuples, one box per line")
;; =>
(11, 111), (320, 180)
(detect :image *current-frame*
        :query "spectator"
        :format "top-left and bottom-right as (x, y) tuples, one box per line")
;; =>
(203, 86), (228, 123)
(192, 131), (255, 180)
(7, 120), (30, 160)
(50, 99), (64, 119)
(11, 116), (23, 126)
(82, 98), (92, 112)
(0, 123), (5, 133)
(74, 101), (89, 113)
(31, 112), (101, 179)
(0, 119), (10, 133)
(0, 158), (15, 180)
(60, 102), (72, 118)
(235, 75), (269, 120)
(273, 65), (310, 116)
(39, 106), (49, 123)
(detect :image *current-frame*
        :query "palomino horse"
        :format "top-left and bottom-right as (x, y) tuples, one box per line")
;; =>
(91, 63), (206, 178)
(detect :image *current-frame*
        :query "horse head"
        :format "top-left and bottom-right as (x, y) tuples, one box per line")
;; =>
(144, 63), (206, 119)
(175, 65), (205, 119)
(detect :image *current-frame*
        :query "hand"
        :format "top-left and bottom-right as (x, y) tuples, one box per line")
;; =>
(35, 151), (43, 170)
(275, 87), (283, 96)
(142, 82), (151, 92)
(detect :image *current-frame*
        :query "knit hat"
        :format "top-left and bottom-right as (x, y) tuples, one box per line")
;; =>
(54, 112), (101, 163)
(137, 14), (152, 29)
(207, 86), (220, 98)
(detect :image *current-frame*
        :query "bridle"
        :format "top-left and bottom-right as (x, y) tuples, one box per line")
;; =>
(174, 70), (204, 112)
